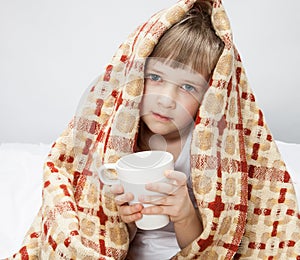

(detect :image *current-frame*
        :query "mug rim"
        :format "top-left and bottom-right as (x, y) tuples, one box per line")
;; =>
(116, 150), (173, 171)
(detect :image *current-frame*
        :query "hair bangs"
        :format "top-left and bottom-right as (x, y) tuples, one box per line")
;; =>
(149, 2), (224, 78)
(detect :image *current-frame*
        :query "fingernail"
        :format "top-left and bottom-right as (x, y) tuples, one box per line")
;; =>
(135, 204), (143, 210)
(165, 170), (172, 176)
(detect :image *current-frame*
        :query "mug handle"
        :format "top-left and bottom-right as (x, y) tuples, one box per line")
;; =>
(98, 163), (120, 185)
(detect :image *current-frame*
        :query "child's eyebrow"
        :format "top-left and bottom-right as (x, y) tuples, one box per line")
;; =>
(144, 67), (165, 76)
(145, 66), (208, 87)
(185, 79), (207, 87)
(179, 70), (208, 87)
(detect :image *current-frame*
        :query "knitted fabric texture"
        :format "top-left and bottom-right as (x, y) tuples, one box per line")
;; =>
(7, 0), (300, 259)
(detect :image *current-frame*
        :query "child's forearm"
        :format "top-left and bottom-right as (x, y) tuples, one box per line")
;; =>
(174, 204), (203, 249)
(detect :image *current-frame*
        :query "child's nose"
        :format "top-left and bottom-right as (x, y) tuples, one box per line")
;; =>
(157, 82), (177, 109)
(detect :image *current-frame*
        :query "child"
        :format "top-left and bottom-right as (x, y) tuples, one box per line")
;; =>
(111, 3), (224, 258)
(8, 0), (300, 259)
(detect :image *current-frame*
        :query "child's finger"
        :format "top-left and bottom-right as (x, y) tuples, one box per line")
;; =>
(114, 192), (134, 205)
(110, 184), (124, 195)
(145, 182), (178, 195)
(165, 170), (187, 186)
(119, 204), (144, 224)
(145, 171), (187, 194)
(120, 203), (143, 216)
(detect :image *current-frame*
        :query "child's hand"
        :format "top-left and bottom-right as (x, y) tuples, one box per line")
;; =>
(110, 184), (144, 224)
(139, 171), (202, 248)
(139, 170), (194, 224)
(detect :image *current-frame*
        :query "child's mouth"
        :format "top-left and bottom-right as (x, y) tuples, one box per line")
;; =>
(152, 112), (172, 122)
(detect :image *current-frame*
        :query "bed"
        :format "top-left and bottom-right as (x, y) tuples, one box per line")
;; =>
(0, 141), (299, 258)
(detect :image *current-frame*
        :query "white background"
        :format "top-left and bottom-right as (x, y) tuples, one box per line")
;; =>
(0, 0), (299, 144)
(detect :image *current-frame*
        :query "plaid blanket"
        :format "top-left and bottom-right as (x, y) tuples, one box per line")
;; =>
(8, 0), (300, 259)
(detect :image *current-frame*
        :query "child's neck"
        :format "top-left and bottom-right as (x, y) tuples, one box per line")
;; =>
(136, 122), (192, 161)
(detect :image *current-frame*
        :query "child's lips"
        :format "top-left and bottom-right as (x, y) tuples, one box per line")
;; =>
(152, 112), (172, 121)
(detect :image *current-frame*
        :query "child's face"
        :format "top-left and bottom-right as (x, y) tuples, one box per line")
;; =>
(140, 58), (209, 137)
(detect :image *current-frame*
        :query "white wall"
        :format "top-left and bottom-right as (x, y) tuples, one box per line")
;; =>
(224, 1), (300, 144)
(0, 0), (299, 144)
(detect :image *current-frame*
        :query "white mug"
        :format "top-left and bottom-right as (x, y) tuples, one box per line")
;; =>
(98, 151), (174, 230)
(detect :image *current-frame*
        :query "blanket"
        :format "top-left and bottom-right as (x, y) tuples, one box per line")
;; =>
(7, 0), (300, 259)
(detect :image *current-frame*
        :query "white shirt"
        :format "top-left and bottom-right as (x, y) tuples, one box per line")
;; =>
(127, 130), (196, 260)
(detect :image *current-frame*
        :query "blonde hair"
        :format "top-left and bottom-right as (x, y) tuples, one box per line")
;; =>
(149, 2), (224, 78)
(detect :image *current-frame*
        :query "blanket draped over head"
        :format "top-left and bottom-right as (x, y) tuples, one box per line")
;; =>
(8, 0), (300, 259)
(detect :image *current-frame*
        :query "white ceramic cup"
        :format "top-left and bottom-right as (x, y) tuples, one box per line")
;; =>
(98, 151), (174, 230)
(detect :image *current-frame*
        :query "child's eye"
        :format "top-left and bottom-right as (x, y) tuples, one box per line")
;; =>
(147, 73), (162, 82)
(181, 84), (196, 92)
